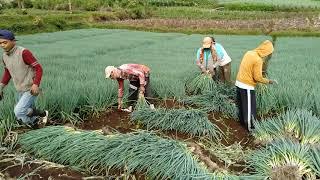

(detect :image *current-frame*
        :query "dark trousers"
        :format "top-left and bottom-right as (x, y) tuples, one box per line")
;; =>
(236, 87), (257, 131)
(128, 77), (151, 106)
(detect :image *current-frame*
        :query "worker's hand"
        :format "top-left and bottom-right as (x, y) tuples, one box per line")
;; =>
(117, 97), (123, 110)
(269, 79), (278, 85)
(139, 86), (145, 94)
(138, 92), (144, 99)
(30, 84), (40, 96)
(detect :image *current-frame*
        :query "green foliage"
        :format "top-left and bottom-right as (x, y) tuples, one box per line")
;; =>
(182, 82), (238, 119)
(148, 0), (217, 7)
(19, 126), (209, 179)
(309, 147), (320, 176)
(253, 109), (320, 145)
(148, 0), (197, 7)
(0, 90), (17, 142)
(30, 0), (147, 10)
(248, 139), (316, 179)
(257, 37), (320, 116)
(131, 107), (223, 140)
(185, 73), (216, 95)
(219, 0), (320, 10)
(222, 3), (285, 11)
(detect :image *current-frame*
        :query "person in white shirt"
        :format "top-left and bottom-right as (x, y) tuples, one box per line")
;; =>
(210, 37), (232, 83)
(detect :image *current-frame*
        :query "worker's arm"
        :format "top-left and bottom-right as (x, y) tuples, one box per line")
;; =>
(117, 79), (124, 109)
(22, 49), (43, 86)
(253, 59), (270, 84)
(137, 72), (146, 95)
(195, 48), (206, 73)
(0, 67), (11, 88)
(0, 59), (11, 100)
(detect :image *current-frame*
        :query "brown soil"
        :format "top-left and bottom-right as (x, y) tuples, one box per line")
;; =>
(0, 160), (87, 180)
(209, 112), (256, 149)
(108, 17), (320, 33)
(0, 150), (146, 180)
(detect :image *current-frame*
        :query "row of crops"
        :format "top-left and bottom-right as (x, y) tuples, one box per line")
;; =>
(0, 29), (319, 135)
(1, 29), (320, 178)
(2, 0), (319, 10)
(219, 0), (320, 8)
(149, 0), (320, 9)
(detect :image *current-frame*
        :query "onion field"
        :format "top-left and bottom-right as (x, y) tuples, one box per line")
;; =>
(1, 29), (320, 179)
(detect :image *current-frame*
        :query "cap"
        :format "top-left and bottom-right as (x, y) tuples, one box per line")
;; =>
(0, 30), (16, 41)
(105, 66), (116, 79)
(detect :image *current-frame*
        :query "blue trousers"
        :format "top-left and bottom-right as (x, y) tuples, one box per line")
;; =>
(14, 91), (37, 125)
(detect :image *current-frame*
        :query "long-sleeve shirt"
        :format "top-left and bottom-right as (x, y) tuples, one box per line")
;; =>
(214, 43), (232, 66)
(236, 40), (274, 89)
(117, 64), (150, 98)
(195, 43), (231, 71)
(195, 48), (216, 73)
(1, 49), (43, 87)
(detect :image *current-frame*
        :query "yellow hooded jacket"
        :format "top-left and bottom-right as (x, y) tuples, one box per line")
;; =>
(236, 40), (274, 88)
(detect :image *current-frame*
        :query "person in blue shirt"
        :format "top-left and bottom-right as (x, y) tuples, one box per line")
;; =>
(195, 37), (232, 83)
(195, 37), (217, 77)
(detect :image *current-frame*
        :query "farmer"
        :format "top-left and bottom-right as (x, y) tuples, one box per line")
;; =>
(210, 37), (232, 83)
(235, 40), (276, 132)
(105, 64), (151, 112)
(195, 37), (217, 77)
(196, 37), (232, 83)
(0, 29), (48, 128)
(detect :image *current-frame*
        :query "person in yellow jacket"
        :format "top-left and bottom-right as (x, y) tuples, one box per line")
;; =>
(235, 40), (277, 131)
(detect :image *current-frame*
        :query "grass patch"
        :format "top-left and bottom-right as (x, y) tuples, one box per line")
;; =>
(154, 6), (318, 20)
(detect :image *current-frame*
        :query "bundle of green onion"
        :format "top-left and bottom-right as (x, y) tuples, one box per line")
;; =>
(248, 139), (316, 179)
(182, 90), (238, 119)
(131, 108), (223, 140)
(185, 74), (216, 95)
(19, 126), (209, 179)
(253, 109), (320, 145)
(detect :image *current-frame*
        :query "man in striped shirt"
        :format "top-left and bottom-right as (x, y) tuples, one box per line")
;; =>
(105, 64), (151, 112)
(0, 30), (48, 128)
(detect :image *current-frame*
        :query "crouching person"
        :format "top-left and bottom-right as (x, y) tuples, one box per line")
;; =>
(105, 64), (151, 112)
(0, 30), (48, 128)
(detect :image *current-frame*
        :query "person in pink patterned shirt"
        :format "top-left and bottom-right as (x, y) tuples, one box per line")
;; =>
(105, 64), (151, 111)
